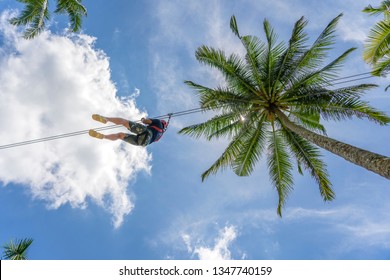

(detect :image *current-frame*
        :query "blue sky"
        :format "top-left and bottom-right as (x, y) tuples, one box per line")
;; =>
(0, 0), (389, 260)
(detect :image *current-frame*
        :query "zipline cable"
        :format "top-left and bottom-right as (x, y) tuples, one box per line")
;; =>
(0, 108), (211, 150)
(0, 71), (383, 150)
(331, 75), (375, 86)
(329, 71), (373, 82)
(0, 107), (210, 150)
(0, 124), (123, 150)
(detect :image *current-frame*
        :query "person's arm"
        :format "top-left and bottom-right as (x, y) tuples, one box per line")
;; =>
(141, 118), (152, 125)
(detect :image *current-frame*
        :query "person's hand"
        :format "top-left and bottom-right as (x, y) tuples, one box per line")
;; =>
(141, 118), (151, 124)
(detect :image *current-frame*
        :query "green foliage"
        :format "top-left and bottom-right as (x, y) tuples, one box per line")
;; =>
(55, 0), (87, 32)
(363, 1), (390, 75)
(10, 0), (87, 39)
(267, 126), (294, 216)
(2, 238), (33, 260)
(180, 14), (389, 215)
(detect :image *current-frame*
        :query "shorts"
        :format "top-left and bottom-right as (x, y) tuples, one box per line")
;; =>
(122, 121), (152, 146)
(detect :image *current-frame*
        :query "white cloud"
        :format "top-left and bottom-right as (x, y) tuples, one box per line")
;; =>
(183, 225), (238, 260)
(0, 11), (151, 228)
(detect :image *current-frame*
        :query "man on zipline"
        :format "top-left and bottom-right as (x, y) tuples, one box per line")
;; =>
(89, 114), (168, 146)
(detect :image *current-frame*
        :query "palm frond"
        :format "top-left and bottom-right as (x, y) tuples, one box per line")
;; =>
(9, 0), (39, 26)
(276, 16), (308, 85)
(294, 13), (342, 73)
(267, 125), (294, 216)
(201, 123), (255, 181)
(195, 46), (257, 95)
(284, 83), (376, 105)
(363, 1), (390, 20)
(178, 111), (241, 140)
(184, 81), (250, 109)
(10, 0), (49, 39)
(261, 19), (287, 101)
(316, 47), (356, 84)
(55, 0), (87, 32)
(371, 55), (390, 75)
(288, 110), (327, 135)
(282, 129), (334, 201)
(285, 47), (355, 93)
(321, 95), (390, 125)
(230, 15), (240, 38)
(233, 115), (267, 176)
(363, 20), (390, 64)
(2, 238), (33, 260)
(241, 35), (267, 92)
(230, 14), (267, 96)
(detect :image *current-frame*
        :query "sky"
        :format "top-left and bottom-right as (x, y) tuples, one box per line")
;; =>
(0, 0), (389, 260)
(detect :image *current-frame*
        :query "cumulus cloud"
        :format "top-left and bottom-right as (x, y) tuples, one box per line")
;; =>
(0, 11), (151, 228)
(183, 225), (238, 260)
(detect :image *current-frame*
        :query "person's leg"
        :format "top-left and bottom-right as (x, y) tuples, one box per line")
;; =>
(89, 130), (127, 141)
(92, 114), (146, 134)
(103, 132), (127, 141)
(106, 133), (145, 146)
(92, 114), (131, 129)
(106, 117), (147, 134)
(105, 117), (131, 130)
(89, 129), (147, 147)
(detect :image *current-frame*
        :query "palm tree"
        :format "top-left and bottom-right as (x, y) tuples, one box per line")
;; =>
(2, 238), (33, 260)
(363, 1), (390, 75)
(10, 0), (87, 39)
(179, 14), (390, 215)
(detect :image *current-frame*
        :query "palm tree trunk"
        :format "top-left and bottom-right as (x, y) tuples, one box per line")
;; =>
(275, 110), (390, 179)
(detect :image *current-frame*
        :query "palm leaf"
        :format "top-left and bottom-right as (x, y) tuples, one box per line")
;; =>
(262, 19), (287, 100)
(230, 15), (240, 38)
(284, 47), (356, 94)
(281, 129), (334, 201)
(10, 0), (49, 39)
(284, 83), (376, 106)
(288, 110), (327, 134)
(364, 20), (390, 64)
(372, 55), (390, 75)
(201, 122), (255, 181)
(55, 0), (87, 32)
(267, 124), (294, 216)
(230, 16), (268, 95)
(184, 81), (250, 109)
(276, 16), (308, 86)
(321, 95), (390, 125)
(363, 1), (390, 20)
(292, 13), (342, 75)
(178, 112), (240, 140)
(2, 238), (33, 260)
(241, 35), (267, 94)
(195, 46), (257, 95)
(233, 114), (267, 176)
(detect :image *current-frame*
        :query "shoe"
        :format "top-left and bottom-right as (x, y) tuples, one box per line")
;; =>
(92, 114), (107, 124)
(89, 129), (104, 139)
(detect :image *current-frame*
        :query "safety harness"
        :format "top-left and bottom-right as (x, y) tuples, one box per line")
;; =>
(138, 114), (172, 145)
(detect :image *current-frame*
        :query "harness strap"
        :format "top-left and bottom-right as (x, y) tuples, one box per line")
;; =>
(137, 114), (173, 145)
(150, 114), (172, 142)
